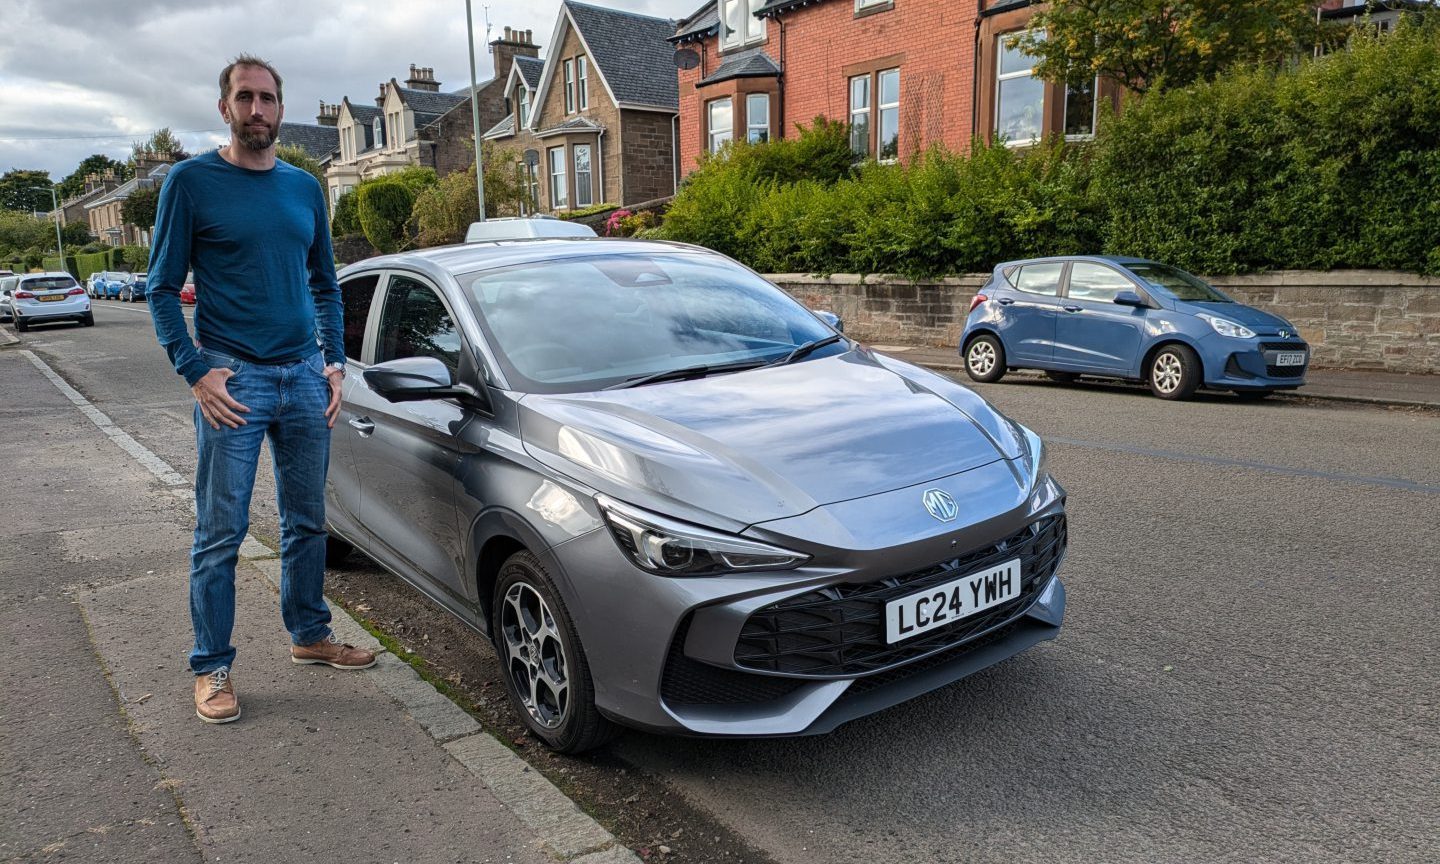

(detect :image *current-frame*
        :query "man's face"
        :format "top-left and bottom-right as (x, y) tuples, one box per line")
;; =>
(219, 65), (284, 151)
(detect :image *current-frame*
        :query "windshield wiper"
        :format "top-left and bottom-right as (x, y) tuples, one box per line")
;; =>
(604, 359), (767, 390)
(768, 334), (845, 367)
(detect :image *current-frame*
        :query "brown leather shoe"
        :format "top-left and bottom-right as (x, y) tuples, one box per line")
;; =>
(291, 632), (377, 670)
(194, 668), (240, 724)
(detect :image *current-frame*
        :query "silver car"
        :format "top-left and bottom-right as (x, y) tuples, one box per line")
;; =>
(6, 272), (93, 331)
(328, 233), (1067, 752)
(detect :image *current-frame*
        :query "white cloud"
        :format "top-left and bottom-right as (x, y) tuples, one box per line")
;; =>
(0, 0), (699, 182)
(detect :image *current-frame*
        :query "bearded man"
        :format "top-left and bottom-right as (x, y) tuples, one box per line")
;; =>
(148, 54), (374, 725)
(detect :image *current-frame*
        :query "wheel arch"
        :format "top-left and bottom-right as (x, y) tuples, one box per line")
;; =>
(1140, 336), (1205, 381)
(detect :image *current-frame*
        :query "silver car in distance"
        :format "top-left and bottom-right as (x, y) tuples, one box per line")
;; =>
(327, 232), (1068, 752)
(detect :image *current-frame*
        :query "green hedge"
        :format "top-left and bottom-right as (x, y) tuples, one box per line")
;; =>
(42, 255), (79, 276)
(659, 19), (1440, 277)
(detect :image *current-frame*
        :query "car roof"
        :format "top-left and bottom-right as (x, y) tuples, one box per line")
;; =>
(23, 271), (76, 279)
(338, 237), (713, 282)
(993, 254), (1155, 270)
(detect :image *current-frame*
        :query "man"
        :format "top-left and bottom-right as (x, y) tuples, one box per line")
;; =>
(149, 55), (374, 725)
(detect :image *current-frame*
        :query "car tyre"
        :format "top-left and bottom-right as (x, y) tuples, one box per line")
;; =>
(324, 535), (353, 567)
(1148, 344), (1201, 400)
(493, 550), (619, 753)
(80, 313), (95, 327)
(14, 316), (28, 332)
(964, 334), (1007, 383)
(1044, 371), (1080, 383)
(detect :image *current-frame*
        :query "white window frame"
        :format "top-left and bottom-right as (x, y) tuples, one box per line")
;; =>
(573, 144), (593, 208)
(720, 0), (766, 51)
(563, 59), (575, 114)
(577, 57), (589, 111)
(746, 93), (770, 144)
(548, 145), (568, 208)
(707, 97), (734, 153)
(519, 89), (530, 127)
(877, 68), (900, 162)
(996, 32), (1044, 147)
(848, 74), (871, 157)
(856, 0), (890, 8)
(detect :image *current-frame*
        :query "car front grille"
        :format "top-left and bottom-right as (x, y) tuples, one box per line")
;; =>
(660, 616), (805, 705)
(733, 515), (1066, 677)
(1259, 342), (1307, 352)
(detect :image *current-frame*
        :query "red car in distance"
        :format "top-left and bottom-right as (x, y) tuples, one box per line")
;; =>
(180, 272), (196, 305)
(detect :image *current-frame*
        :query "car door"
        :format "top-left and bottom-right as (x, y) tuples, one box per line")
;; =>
(995, 261), (1065, 364)
(325, 271), (382, 547)
(1053, 261), (1148, 373)
(344, 272), (472, 602)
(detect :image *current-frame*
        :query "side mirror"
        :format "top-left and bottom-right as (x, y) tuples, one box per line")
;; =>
(1113, 291), (1147, 308)
(815, 310), (844, 332)
(362, 357), (480, 404)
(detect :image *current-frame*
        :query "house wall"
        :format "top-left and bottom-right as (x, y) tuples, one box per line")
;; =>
(679, 0), (981, 174)
(533, 24), (618, 211)
(769, 271), (1440, 374)
(431, 39), (540, 181)
(619, 109), (677, 205)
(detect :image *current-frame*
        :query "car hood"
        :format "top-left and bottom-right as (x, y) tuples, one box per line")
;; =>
(519, 350), (1019, 529)
(1179, 301), (1293, 334)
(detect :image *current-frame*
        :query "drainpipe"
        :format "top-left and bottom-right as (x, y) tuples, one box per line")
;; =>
(672, 113), (680, 191)
(597, 128), (606, 206)
(778, 17), (787, 139)
(971, 0), (983, 144)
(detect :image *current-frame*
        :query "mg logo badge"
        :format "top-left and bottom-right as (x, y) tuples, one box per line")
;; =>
(922, 489), (959, 523)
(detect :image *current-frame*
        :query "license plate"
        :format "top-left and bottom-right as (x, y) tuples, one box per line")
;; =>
(1275, 352), (1306, 367)
(38, 294), (65, 302)
(885, 558), (1022, 644)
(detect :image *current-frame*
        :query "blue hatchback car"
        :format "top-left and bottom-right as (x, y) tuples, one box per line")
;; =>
(960, 256), (1309, 400)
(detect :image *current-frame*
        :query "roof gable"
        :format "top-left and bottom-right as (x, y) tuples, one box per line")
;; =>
(530, 0), (679, 127)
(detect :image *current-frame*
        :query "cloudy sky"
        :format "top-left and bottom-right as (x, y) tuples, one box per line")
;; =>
(0, 0), (699, 184)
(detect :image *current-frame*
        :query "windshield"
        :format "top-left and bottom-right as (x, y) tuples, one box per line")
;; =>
(23, 277), (77, 292)
(1125, 262), (1230, 302)
(460, 252), (842, 394)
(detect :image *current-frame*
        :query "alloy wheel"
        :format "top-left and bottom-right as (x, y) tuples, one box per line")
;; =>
(1153, 353), (1183, 394)
(500, 581), (569, 729)
(967, 341), (996, 377)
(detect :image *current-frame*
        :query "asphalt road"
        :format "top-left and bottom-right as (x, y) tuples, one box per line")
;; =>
(15, 302), (1440, 864)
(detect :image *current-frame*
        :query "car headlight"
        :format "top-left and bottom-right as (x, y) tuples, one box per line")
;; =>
(1200, 314), (1256, 339)
(597, 495), (808, 577)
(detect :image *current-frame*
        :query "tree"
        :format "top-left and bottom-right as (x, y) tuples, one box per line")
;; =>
(276, 144), (325, 188)
(1015, 0), (1316, 95)
(0, 210), (55, 256)
(62, 221), (93, 247)
(0, 169), (55, 213)
(132, 127), (190, 162)
(357, 181), (417, 254)
(121, 187), (160, 233)
(57, 155), (131, 201)
(332, 189), (360, 236)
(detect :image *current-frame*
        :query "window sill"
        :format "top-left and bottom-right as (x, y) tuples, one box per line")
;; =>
(719, 36), (766, 54)
(855, 1), (895, 20)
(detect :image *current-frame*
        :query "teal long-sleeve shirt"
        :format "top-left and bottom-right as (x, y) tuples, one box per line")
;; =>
(148, 151), (342, 386)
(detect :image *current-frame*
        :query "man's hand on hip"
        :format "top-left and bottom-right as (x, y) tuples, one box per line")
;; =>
(324, 367), (343, 428)
(192, 368), (250, 429)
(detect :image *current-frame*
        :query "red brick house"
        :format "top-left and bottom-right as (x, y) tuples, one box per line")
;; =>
(482, 0), (680, 214)
(671, 0), (1122, 173)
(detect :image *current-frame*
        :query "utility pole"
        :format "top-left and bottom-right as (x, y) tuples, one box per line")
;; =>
(33, 185), (64, 267)
(465, 0), (488, 221)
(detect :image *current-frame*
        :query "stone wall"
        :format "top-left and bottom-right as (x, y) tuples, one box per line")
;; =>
(768, 271), (1440, 374)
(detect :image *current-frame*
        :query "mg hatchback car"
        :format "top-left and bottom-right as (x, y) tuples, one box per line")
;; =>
(961, 256), (1308, 399)
(324, 236), (1068, 752)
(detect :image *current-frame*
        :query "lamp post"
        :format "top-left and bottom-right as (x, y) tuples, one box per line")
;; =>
(465, 0), (488, 221)
(32, 185), (64, 266)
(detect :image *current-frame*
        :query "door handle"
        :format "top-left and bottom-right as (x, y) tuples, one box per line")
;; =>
(347, 417), (374, 436)
(1062, 305), (1083, 313)
(996, 297), (1015, 305)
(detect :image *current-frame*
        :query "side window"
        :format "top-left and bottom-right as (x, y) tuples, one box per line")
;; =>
(1014, 262), (1063, 296)
(376, 276), (462, 379)
(340, 273), (380, 362)
(1067, 262), (1133, 303)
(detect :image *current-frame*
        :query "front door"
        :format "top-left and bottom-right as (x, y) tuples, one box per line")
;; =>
(1053, 262), (1147, 373)
(997, 261), (1065, 364)
(347, 273), (471, 603)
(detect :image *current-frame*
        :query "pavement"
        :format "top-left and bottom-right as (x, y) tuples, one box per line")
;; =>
(2, 320), (1435, 864)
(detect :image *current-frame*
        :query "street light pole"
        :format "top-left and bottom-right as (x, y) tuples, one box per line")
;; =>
(465, 0), (488, 221)
(33, 185), (64, 266)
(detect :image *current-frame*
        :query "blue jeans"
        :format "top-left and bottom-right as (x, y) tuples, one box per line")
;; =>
(189, 348), (333, 674)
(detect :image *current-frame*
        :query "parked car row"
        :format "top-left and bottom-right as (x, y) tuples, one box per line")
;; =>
(0, 271), (94, 331)
(86, 271), (148, 302)
(960, 256), (1309, 400)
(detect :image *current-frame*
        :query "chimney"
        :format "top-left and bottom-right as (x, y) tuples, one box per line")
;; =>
(316, 100), (340, 126)
(490, 25), (540, 79)
(405, 64), (441, 92)
(377, 82), (387, 106)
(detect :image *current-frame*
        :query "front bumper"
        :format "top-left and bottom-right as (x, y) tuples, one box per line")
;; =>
(1202, 337), (1310, 390)
(549, 462), (1067, 737)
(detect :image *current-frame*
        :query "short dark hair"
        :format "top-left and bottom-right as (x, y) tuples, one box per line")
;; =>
(219, 54), (284, 104)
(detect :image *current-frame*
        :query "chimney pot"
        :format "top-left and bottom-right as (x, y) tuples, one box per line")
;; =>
(525, 29), (533, 44)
